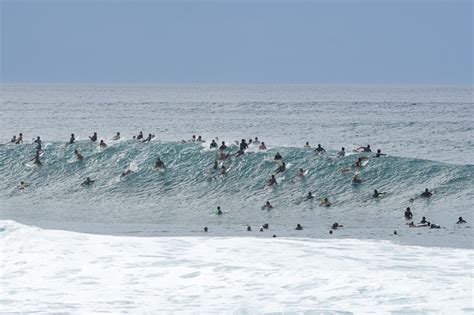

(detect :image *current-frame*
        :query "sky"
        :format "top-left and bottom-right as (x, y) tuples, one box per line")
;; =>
(0, 0), (472, 85)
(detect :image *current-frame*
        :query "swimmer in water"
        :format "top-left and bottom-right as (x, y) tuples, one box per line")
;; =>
(336, 147), (345, 158)
(275, 161), (286, 174)
(306, 191), (314, 200)
(420, 188), (433, 198)
(253, 137), (260, 145)
(295, 224), (303, 230)
(17, 181), (29, 191)
(89, 132), (97, 142)
(352, 174), (362, 184)
(112, 132), (120, 140)
(121, 169), (134, 177)
(69, 133), (76, 144)
(372, 189), (386, 198)
(261, 201), (273, 210)
(137, 131), (144, 140)
(81, 177), (95, 186)
(216, 206), (223, 215)
(197, 136), (204, 142)
(357, 144), (371, 152)
(15, 133), (23, 144)
(210, 139), (218, 149)
(155, 157), (165, 169)
(314, 144), (326, 154)
(404, 207), (413, 220)
(274, 152), (283, 161)
(219, 141), (227, 151)
(259, 142), (267, 150)
(304, 142), (310, 148)
(268, 174), (278, 186)
(320, 198), (332, 207)
(74, 149), (84, 161)
(99, 140), (107, 148)
(375, 149), (386, 157)
(456, 217), (467, 224)
(10, 135), (16, 143)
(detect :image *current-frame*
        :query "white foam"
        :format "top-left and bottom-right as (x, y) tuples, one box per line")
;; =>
(1, 220), (473, 313)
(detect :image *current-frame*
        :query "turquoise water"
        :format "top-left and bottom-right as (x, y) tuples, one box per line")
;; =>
(1, 85), (473, 248)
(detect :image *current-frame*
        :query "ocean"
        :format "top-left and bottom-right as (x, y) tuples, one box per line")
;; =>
(1, 85), (473, 313)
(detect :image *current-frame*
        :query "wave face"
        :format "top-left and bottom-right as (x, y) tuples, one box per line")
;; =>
(0, 140), (473, 247)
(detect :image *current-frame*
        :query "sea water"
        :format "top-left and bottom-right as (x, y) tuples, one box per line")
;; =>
(1, 85), (473, 313)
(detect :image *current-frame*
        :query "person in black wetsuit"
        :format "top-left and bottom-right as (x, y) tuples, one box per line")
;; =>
(420, 188), (433, 198)
(420, 216), (428, 224)
(33, 150), (42, 166)
(456, 217), (467, 224)
(306, 192), (314, 200)
(219, 141), (227, 151)
(155, 157), (165, 169)
(375, 149), (386, 157)
(295, 224), (303, 230)
(358, 144), (371, 152)
(33, 136), (42, 150)
(210, 140), (218, 149)
(69, 133), (75, 144)
(81, 177), (95, 186)
(372, 189), (385, 198)
(314, 144), (326, 154)
(268, 175), (278, 186)
(239, 139), (248, 151)
(112, 132), (120, 140)
(216, 206), (223, 215)
(404, 207), (413, 220)
(274, 152), (283, 161)
(137, 131), (144, 140)
(89, 132), (98, 142)
(143, 133), (152, 143)
(10, 135), (16, 143)
(99, 140), (107, 148)
(275, 162), (286, 174)
(15, 133), (23, 144)
(337, 147), (345, 158)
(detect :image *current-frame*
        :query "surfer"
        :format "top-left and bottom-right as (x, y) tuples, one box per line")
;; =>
(112, 132), (120, 140)
(430, 223), (440, 229)
(298, 168), (306, 177)
(239, 139), (248, 151)
(275, 162), (286, 174)
(197, 136), (204, 142)
(216, 206), (223, 215)
(81, 177), (95, 186)
(295, 224), (303, 230)
(352, 174), (362, 184)
(10, 135), (16, 143)
(420, 188), (433, 198)
(332, 223), (343, 230)
(15, 133), (23, 144)
(306, 192), (314, 200)
(210, 140), (218, 149)
(155, 157), (165, 169)
(274, 152), (283, 161)
(268, 175), (278, 186)
(353, 157), (363, 168)
(69, 133), (76, 144)
(33, 136), (42, 150)
(261, 201), (273, 210)
(336, 147), (345, 158)
(320, 198), (332, 207)
(456, 217), (467, 224)
(17, 181), (29, 191)
(137, 131), (144, 140)
(142, 133), (153, 143)
(259, 142), (267, 150)
(99, 140), (107, 148)
(121, 169), (134, 177)
(253, 137), (260, 145)
(372, 189), (386, 198)
(89, 132), (97, 142)
(314, 144), (326, 154)
(420, 216), (428, 224)
(404, 207), (413, 220)
(219, 141), (227, 151)
(358, 145), (372, 152)
(74, 149), (84, 161)
(304, 142), (311, 148)
(375, 149), (386, 157)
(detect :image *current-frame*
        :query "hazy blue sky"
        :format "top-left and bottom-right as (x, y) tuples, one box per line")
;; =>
(1, 0), (472, 84)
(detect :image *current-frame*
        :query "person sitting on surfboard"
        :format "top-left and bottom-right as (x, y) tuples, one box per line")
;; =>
(375, 149), (386, 157)
(304, 142), (310, 148)
(99, 140), (107, 148)
(15, 133), (23, 144)
(112, 132), (120, 140)
(404, 207), (413, 220)
(17, 181), (30, 191)
(298, 168), (306, 177)
(239, 139), (248, 151)
(81, 177), (95, 186)
(89, 132), (97, 142)
(306, 192), (314, 200)
(357, 144), (372, 152)
(74, 149), (84, 161)
(274, 152), (283, 161)
(295, 224), (303, 230)
(210, 139), (218, 149)
(33, 136), (42, 150)
(142, 133), (153, 143)
(320, 198), (332, 207)
(261, 201), (273, 210)
(219, 141), (227, 151)
(137, 131), (144, 140)
(268, 175), (278, 186)
(10, 135), (16, 143)
(336, 147), (345, 158)
(69, 133), (76, 144)
(216, 206), (223, 215)
(456, 217), (467, 224)
(258, 142), (267, 150)
(155, 157), (165, 169)
(314, 144), (326, 154)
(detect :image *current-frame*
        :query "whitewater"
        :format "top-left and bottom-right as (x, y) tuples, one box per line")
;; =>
(1, 85), (473, 313)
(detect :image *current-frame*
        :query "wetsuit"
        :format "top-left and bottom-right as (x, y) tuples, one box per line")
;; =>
(90, 134), (97, 142)
(210, 142), (218, 149)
